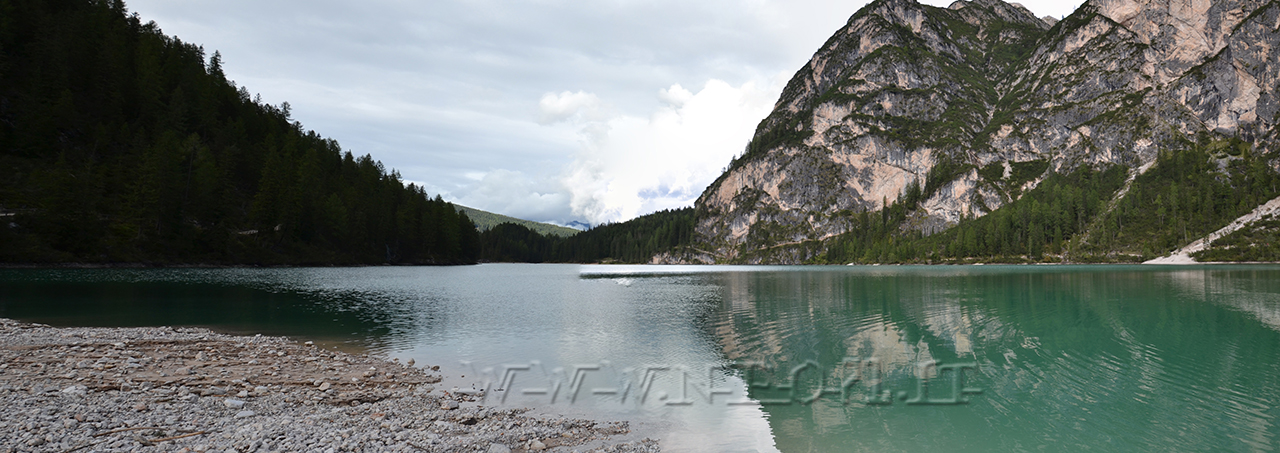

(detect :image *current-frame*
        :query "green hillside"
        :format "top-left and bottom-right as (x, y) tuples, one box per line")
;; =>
(456, 206), (580, 238)
(0, 0), (479, 265)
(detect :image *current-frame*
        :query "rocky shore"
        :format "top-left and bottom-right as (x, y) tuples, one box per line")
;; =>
(0, 319), (658, 452)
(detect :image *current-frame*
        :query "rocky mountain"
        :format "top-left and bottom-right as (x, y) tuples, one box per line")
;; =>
(686, 0), (1280, 264)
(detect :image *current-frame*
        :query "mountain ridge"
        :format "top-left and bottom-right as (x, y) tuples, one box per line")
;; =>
(681, 0), (1280, 264)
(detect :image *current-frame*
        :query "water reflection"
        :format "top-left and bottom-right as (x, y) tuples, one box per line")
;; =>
(2, 265), (1279, 451)
(0, 268), (416, 350)
(701, 265), (1280, 452)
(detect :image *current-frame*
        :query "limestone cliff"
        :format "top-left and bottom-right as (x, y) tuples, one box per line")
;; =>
(689, 0), (1280, 263)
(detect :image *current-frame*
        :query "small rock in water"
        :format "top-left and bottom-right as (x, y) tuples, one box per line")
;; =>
(406, 358), (415, 367)
(224, 399), (246, 409)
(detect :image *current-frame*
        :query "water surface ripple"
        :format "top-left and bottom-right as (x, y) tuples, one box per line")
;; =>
(2, 264), (1278, 451)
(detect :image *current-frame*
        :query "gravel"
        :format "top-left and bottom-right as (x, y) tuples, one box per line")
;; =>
(0, 318), (660, 452)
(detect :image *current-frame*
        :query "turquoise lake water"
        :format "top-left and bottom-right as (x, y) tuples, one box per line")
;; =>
(1, 264), (1278, 451)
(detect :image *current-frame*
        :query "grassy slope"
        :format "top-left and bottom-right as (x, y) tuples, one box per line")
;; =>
(456, 206), (580, 238)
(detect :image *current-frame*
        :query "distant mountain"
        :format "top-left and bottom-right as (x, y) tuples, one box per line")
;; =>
(454, 206), (580, 238)
(479, 208), (693, 264)
(677, 0), (1280, 264)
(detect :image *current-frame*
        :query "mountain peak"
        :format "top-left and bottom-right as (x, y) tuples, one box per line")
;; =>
(950, 0), (1052, 29)
(1089, 0), (1271, 83)
(689, 0), (1280, 264)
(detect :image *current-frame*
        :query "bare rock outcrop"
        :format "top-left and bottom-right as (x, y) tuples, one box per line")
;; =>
(690, 0), (1280, 263)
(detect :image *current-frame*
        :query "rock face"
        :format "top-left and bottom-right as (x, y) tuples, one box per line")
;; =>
(692, 0), (1280, 263)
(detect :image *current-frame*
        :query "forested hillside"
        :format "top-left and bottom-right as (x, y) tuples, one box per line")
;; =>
(479, 208), (693, 263)
(455, 205), (580, 238)
(0, 0), (479, 265)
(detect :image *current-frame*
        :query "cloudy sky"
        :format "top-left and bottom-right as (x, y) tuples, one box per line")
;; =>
(125, 0), (1085, 227)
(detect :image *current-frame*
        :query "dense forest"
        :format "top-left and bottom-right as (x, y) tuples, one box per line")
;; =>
(0, 0), (480, 265)
(814, 137), (1280, 264)
(479, 208), (694, 263)
(818, 165), (1129, 264)
(1085, 140), (1280, 260)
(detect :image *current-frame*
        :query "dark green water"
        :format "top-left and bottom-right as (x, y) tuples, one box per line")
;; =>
(1, 265), (1278, 451)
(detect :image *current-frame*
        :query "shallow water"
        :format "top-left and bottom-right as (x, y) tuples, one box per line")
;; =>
(2, 264), (1278, 451)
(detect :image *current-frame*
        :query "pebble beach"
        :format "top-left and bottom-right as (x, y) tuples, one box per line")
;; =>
(0, 319), (659, 452)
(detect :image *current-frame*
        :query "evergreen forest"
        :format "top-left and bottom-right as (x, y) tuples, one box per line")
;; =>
(0, 0), (480, 265)
(815, 138), (1280, 264)
(478, 208), (694, 264)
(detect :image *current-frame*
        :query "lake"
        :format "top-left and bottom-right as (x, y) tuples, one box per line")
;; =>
(2, 264), (1279, 451)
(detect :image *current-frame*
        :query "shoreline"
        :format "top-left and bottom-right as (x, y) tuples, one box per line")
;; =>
(0, 319), (658, 452)
(0, 263), (481, 269)
(4, 259), (1279, 270)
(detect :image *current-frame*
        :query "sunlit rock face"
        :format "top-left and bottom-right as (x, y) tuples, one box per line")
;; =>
(689, 0), (1280, 264)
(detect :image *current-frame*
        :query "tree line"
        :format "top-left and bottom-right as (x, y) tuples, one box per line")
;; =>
(479, 208), (694, 263)
(0, 0), (479, 265)
(819, 138), (1279, 264)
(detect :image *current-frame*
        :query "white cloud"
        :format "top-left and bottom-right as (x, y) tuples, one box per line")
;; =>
(455, 169), (575, 223)
(537, 91), (610, 125)
(558, 77), (784, 225)
(657, 85), (695, 108)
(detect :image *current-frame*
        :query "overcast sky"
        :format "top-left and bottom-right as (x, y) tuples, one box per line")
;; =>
(125, 0), (1085, 227)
